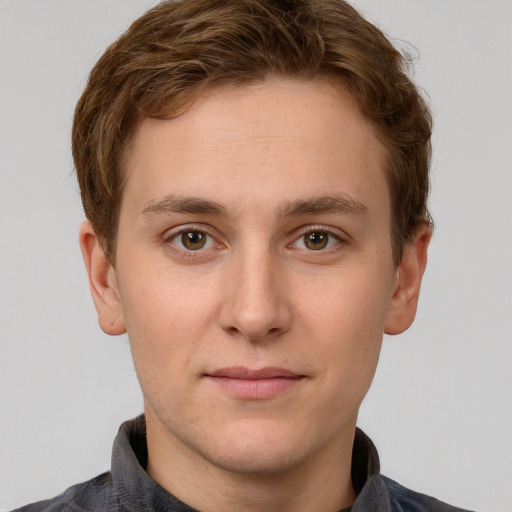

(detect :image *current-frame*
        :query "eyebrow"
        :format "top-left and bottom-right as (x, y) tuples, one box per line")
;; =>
(141, 196), (229, 218)
(140, 194), (368, 219)
(279, 195), (368, 217)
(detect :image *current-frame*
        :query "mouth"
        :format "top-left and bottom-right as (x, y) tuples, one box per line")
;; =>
(204, 367), (305, 400)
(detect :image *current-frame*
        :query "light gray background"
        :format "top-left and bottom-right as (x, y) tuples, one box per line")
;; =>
(1, 1), (511, 510)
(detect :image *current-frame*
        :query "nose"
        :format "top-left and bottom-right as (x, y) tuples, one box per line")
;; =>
(219, 249), (292, 342)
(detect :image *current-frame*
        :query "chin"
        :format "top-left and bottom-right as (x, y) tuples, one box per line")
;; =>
(207, 443), (303, 476)
(199, 419), (314, 475)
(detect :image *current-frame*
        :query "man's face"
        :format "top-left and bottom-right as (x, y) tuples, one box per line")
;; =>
(85, 78), (419, 475)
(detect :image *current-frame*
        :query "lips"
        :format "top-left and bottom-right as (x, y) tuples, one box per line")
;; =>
(205, 367), (305, 399)
(208, 367), (301, 379)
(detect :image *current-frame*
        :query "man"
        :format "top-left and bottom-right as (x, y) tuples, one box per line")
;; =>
(14, 0), (473, 510)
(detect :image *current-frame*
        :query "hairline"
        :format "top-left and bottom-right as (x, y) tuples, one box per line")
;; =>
(103, 75), (415, 268)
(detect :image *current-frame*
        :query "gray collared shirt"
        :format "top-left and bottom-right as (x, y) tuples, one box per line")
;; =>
(13, 415), (474, 512)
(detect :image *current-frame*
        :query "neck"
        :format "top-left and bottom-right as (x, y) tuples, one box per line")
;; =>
(145, 412), (357, 512)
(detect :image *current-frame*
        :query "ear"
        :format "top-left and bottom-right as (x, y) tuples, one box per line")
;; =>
(384, 224), (431, 335)
(79, 220), (126, 336)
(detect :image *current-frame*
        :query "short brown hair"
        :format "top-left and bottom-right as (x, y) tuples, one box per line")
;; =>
(73, 0), (432, 265)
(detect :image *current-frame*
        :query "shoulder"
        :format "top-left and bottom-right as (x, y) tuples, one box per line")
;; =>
(10, 471), (122, 512)
(382, 475), (475, 512)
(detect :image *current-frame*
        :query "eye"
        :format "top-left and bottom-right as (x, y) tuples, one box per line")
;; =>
(168, 229), (216, 251)
(294, 230), (341, 251)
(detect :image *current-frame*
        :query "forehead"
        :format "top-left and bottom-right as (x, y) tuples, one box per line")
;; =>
(121, 78), (388, 221)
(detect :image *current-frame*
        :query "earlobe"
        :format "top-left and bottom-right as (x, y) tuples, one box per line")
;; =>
(79, 220), (127, 336)
(384, 224), (431, 335)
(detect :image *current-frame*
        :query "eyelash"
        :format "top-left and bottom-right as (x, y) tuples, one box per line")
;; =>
(163, 225), (220, 257)
(290, 226), (344, 252)
(162, 224), (346, 258)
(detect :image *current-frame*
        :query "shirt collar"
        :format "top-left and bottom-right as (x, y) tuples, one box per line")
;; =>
(111, 415), (385, 512)
(112, 415), (197, 511)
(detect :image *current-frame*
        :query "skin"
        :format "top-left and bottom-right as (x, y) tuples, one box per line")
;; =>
(80, 78), (430, 512)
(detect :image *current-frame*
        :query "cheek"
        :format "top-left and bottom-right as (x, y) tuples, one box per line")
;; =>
(119, 254), (216, 328)
(299, 264), (392, 339)
(296, 266), (391, 388)
(116, 264), (220, 385)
